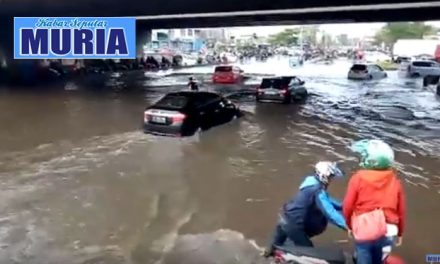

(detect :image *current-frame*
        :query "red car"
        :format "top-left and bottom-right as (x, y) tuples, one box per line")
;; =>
(212, 65), (244, 84)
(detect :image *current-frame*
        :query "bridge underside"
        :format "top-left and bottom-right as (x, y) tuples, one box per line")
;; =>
(1, 0), (440, 18)
(1, 1), (440, 65)
(1, 1), (440, 28)
(137, 6), (440, 28)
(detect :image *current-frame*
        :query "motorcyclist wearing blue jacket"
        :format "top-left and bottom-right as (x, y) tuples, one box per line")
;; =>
(263, 161), (348, 257)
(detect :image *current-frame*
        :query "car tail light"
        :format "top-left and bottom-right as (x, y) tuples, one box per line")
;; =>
(172, 113), (186, 123)
(144, 111), (151, 122)
(280, 87), (288, 94)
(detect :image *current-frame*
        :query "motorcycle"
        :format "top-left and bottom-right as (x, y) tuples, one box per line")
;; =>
(270, 244), (405, 264)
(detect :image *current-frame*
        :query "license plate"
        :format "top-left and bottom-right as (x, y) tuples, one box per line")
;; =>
(152, 116), (166, 123)
(265, 91), (277, 95)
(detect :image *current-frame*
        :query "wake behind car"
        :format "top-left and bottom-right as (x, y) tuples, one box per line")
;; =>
(143, 92), (241, 137)
(256, 76), (308, 104)
(347, 63), (387, 80)
(212, 65), (244, 84)
(289, 54), (304, 67)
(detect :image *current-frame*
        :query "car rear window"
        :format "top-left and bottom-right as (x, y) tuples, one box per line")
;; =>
(215, 66), (232, 72)
(193, 93), (220, 107)
(155, 95), (189, 110)
(351, 64), (367, 71)
(412, 61), (436, 67)
(281, 77), (293, 86)
(261, 78), (282, 89)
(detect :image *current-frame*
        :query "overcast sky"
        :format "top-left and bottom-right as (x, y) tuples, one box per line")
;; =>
(227, 21), (440, 38)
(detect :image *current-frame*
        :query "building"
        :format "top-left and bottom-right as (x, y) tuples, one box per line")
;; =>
(148, 28), (229, 53)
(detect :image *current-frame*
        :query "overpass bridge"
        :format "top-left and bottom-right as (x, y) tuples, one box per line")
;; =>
(2, 0), (440, 22)
(1, 0), (440, 62)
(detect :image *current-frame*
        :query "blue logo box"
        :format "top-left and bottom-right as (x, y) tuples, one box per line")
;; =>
(427, 254), (440, 263)
(14, 17), (136, 59)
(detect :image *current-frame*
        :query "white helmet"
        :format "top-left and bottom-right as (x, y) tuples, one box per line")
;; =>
(314, 161), (344, 185)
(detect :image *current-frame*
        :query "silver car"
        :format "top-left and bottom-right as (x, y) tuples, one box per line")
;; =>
(404, 60), (440, 78)
(348, 63), (387, 80)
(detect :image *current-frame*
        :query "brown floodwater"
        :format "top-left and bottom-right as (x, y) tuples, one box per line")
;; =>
(0, 60), (439, 264)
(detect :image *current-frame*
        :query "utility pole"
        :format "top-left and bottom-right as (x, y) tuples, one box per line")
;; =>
(168, 29), (171, 49)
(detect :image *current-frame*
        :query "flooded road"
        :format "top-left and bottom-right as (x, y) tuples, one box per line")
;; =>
(0, 57), (439, 264)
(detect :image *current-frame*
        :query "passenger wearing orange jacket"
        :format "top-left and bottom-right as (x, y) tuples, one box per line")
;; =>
(343, 139), (406, 264)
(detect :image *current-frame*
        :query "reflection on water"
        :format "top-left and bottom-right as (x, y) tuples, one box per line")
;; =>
(0, 58), (439, 264)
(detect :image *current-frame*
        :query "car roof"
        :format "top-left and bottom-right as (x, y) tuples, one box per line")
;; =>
(412, 60), (436, 63)
(164, 91), (221, 98)
(262, 77), (282, 80)
(353, 63), (381, 67)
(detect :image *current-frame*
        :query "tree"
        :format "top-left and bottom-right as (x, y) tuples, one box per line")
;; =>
(302, 25), (319, 46)
(374, 22), (438, 48)
(268, 28), (300, 46)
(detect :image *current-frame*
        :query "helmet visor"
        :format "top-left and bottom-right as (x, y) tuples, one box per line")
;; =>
(332, 165), (344, 178)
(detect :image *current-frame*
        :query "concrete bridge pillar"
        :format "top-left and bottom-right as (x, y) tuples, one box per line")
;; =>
(0, 16), (14, 67)
(136, 21), (152, 58)
(0, 16), (41, 85)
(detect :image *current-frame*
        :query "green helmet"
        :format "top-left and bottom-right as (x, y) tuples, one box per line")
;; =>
(350, 139), (394, 170)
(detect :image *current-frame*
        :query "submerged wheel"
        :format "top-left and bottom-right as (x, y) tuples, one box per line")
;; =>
(234, 110), (243, 119)
(423, 77), (429, 87)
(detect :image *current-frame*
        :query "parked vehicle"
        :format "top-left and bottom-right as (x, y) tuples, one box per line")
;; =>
(143, 92), (241, 137)
(393, 56), (411, 64)
(403, 60), (440, 78)
(256, 76), (308, 104)
(222, 52), (238, 63)
(347, 63), (387, 80)
(393, 39), (440, 60)
(365, 51), (392, 62)
(180, 54), (199, 66)
(212, 65), (244, 84)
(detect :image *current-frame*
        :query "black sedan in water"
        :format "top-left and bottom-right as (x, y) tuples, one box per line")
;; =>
(143, 91), (242, 137)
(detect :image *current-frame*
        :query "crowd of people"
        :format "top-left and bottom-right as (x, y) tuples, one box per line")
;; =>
(263, 139), (406, 264)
